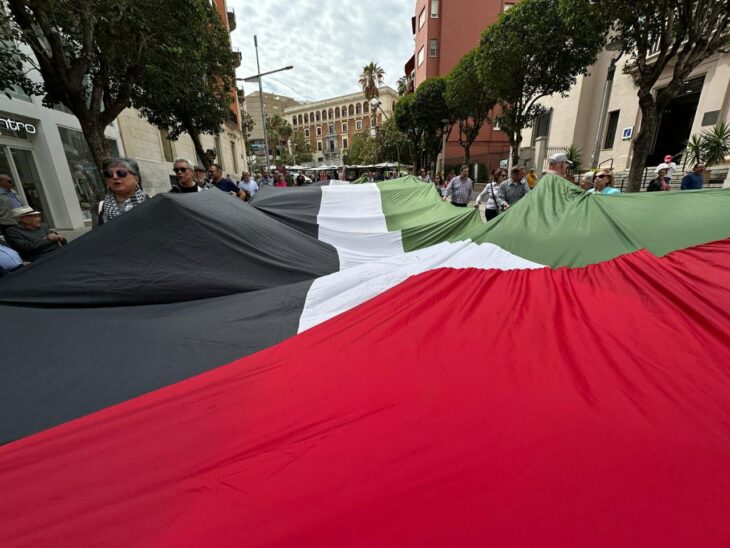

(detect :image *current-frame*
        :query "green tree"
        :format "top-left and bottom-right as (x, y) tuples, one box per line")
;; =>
(579, 0), (729, 191)
(445, 48), (497, 165)
(241, 110), (256, 156)
(412, 77), (452, 169)
(135, 2), (236, 169)
(290, 130), (313, 164)
(265, 114), (293, 162)
(478, 0), (605, 166)
(4, 0), (236, 177)
(379, 116), (411, 165)
(0, 10), (39, 97)
(359, 62), (385, 102)
(348, 132), (378, 165)
(394, 93), (424, 171)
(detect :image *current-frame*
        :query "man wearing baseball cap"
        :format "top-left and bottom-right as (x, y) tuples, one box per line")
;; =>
(3, 206), (66, 262)
(546, 153), (573, 178)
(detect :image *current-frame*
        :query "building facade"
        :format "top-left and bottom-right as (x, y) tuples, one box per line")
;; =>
(520, 48), (730, 183)
(244, 91), (301, 164)
(406, 0), (512, 164)
(284, 87), (399, 165)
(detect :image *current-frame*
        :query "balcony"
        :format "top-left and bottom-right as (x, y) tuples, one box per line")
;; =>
(232, 49), (242, 68)
(227, 9), (236, 31)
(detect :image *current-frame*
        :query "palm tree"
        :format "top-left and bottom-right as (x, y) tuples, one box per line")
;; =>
(359, 62), (385, 101)
(396, 74), (413, 96)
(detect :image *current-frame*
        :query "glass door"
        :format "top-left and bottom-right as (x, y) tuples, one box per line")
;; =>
(2, 146), (55, 227)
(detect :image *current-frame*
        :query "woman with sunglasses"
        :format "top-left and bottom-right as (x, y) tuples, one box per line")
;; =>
(97, 157), (148, 226)
(590, 170), (621, 195)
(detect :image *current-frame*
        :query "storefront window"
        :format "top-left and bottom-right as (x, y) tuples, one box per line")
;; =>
(0, 111), (36, 140)
(58, 126), (120, 221)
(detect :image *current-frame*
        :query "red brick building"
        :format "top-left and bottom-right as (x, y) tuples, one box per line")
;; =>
(406, 0), (514, 166)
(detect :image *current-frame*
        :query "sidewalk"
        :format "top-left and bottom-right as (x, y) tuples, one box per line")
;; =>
(57, 226), (91, 242)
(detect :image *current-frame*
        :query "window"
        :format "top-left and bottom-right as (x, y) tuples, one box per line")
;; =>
(292, 117), (297, 126)
(305, 128), (310, 137)
(429, 39), (438, 57)
(503, 2), (515, 11)
(418, 7), (426, 29)
(304, 113), (309, 123)
(356, 120), (362, 130)
(348, 104), (354, 116)
(363, 101), (369, 113)
(603, 110), (620, 149)
(335, 107), (341, 118)
(342, 122), (348, 133)
(417, 46), (425, 67)
(431, 0), (439, 17)
(328, 108), (334, 119)
(343, 137), (348, 149)
(329, 124), (334, 134)
(317, 141), (322, 151)
(316, 112), (321, 122)
(322, 109), (327, 120)
(159, 130), (174, 162)
(230, 141), (238, 173)
(356, 103), (362, 115)
(532, 109), (552, 143)
(298, 114), (303, 125)
(316, 126), (322, 136)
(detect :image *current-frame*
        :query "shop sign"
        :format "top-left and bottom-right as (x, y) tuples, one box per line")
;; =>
(0, 117), (37, 135)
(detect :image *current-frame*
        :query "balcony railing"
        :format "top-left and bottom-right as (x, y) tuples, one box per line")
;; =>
(232, 50), (242, 68)
(227, 9), (236, 32)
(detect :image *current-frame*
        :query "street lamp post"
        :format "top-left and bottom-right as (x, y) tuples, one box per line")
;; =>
(370, 98), (401, 170)
(439, 118), (450, 177)
(236, 35), (293, 177)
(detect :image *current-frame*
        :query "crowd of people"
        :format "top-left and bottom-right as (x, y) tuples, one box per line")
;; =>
(0, 151), (713, 276)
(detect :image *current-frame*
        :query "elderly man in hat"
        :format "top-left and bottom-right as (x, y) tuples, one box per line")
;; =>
(546, 153), (573, 178)
(4, 206), (66, 262)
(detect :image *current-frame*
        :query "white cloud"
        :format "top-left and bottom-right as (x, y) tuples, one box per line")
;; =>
(228, 0), (414, 102)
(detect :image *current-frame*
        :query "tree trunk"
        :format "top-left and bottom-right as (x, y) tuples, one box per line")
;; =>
(77, 117), (111, 226)
(627, 91), (659, 193)
(464, 144), (471, 166)
(188, 129), (210, 170)
(510, 131), (522, 167)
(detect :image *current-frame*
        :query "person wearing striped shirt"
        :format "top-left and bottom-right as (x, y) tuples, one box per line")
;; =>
(442, 165), (474, 207)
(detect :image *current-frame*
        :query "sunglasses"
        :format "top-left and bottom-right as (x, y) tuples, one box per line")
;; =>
(595, 174), (607, 179)
(103, 169), (132, 178)
(173, 167), (190, 173)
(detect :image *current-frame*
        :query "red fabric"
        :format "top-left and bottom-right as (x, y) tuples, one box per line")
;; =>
(2, 241), (730, 547)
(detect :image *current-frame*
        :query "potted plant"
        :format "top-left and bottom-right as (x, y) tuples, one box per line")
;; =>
(683, 123), (730, 184)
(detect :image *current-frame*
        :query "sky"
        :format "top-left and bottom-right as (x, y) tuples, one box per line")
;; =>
(228, 0), (414, 102)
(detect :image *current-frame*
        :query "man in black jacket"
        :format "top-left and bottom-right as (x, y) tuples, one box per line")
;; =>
(4, 206), (65, 262)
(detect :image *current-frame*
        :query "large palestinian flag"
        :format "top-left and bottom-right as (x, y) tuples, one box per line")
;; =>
(1, 175), (729, 545)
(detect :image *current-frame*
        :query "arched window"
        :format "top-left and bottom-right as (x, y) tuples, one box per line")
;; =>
(335, 107), (340, 118)
(363, 101), (370, 113)
(356, 103), (362, 115)
(304, 113), (309, 123)
(292, 116), (297, 126)
(322, 109), (327, 120)
(316, 111), (320, 122)
(298, 114), (303, 125)
(348, 104), (354, 116)
(328, 108), (334, 120)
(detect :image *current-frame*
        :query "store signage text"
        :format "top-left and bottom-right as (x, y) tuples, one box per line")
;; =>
(0, 117), (37, 134)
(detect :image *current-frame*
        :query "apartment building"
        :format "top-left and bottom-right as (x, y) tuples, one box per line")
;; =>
(284, 87), (399, 165)
(520, 48), (730, 182)
(244, 91), (301, 161)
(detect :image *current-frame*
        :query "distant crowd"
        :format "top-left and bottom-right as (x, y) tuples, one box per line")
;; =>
(0, 152), (711, 276)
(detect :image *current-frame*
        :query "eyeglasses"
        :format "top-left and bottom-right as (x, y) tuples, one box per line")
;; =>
(595, 174), (606, 179)
(173, 167), (190, 173)
(103, 169), (131, 178)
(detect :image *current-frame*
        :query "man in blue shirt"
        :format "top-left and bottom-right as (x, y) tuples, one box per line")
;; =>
(0, 242), (23, 276)
(209, 163), (241, 196)
(680, 164), (705, 190)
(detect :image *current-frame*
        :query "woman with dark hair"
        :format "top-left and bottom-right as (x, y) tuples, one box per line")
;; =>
(475, 168), (507, 221)
(274, 173), (288, 187)
(646, 168), (671, 192)
(97, 157), (148, 226)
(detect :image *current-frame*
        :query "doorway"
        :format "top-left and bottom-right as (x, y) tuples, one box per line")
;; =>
(648, 77), (704, 166)
(0, 145), (55, 227)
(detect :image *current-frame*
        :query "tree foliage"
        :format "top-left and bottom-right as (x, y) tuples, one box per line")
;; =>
(576, 0), (729, 191)
(359, 62), (385, 102)
(411, 77), (452, 169)
(445, 48), (497, 164)
(348, 132), (378, 165)
(379, 116), (411, 165)
(290, 130), (313, 164)
(241, 110), (255, 155)
(394, 93), (424, 171)
(266, 114), (293, 161)
(4, 0), (237, 181)
(478, 0), (606, 165)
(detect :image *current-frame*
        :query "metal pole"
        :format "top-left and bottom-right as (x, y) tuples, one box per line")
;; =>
(254, 35), (271, 176)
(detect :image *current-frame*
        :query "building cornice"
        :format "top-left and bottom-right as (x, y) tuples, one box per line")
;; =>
(284, 86), (399, 114)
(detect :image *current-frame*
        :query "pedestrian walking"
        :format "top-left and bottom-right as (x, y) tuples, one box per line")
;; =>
(442, 165), (474, 207)
(498, 165), (530, 210)
(97, 157), (149, 226)
(680, 164), (705, 190)
(170, 158), (203, 193)
(475, 168), (507, 220)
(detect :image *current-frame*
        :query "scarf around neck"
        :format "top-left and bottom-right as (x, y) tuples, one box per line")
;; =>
(102, 188), (147, 222)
